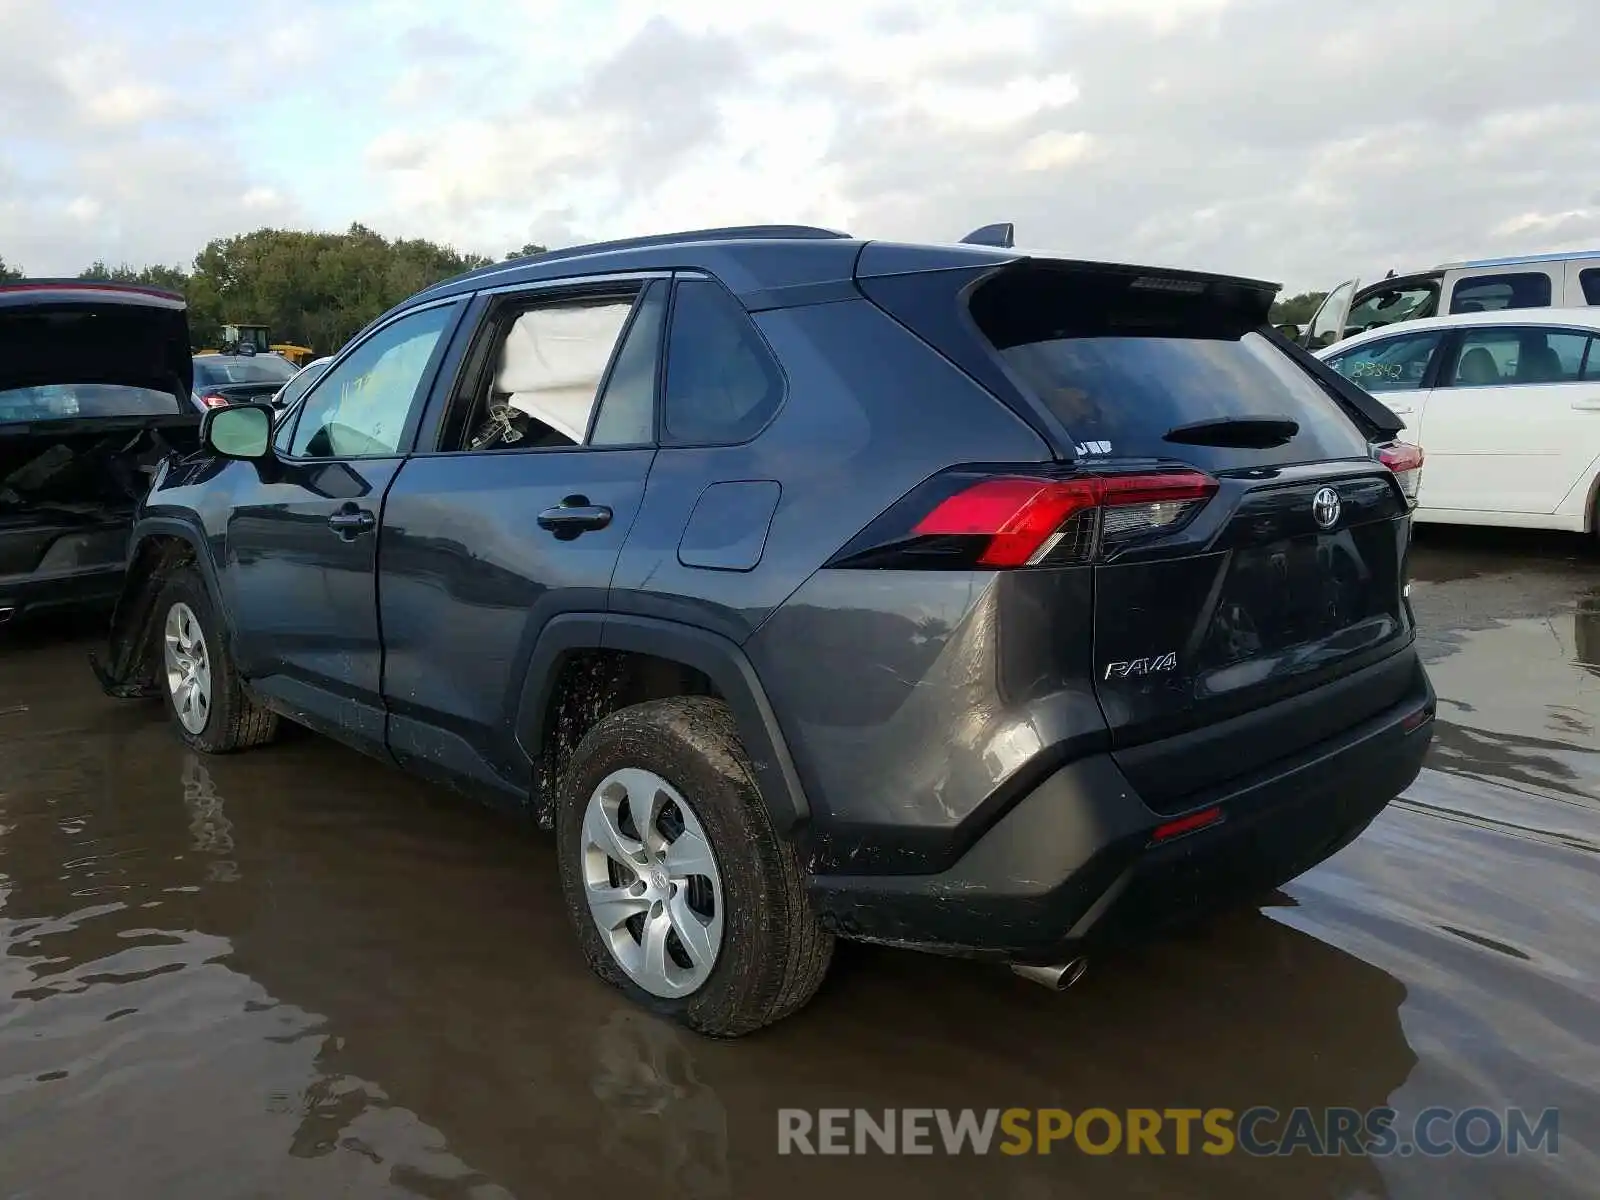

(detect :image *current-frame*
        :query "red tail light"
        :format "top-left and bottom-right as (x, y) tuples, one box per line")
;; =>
(912, 478), (1092, 567)
(199, 393), (230, 409)
(1151, 805), (1223, 844)
(1374, 440), (1424, 503)
(830, 468), (1218, 570)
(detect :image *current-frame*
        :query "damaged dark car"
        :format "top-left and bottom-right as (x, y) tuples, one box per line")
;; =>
(0, 281), (200, 626)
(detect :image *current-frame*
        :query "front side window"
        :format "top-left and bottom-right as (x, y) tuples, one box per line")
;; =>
(289, 304), (454, 459)
(1325, 330), (1444, 393)
(1305, 278), (1358, 350)
(1450, 327), (1590, 387)
(1449, 272), (1553, 314)
(660, 279), (785, 446)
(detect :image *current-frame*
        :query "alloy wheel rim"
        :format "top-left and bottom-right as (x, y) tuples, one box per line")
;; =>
(580, 767), (724, 999)
(163, 602), (212, 735)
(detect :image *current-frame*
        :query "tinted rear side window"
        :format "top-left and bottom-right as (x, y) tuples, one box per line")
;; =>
(660, 279), (784, 446)
(1581, 268), (1600, 306)
(1448, 272), (1552, 314)
(969, 265), (1369, 467)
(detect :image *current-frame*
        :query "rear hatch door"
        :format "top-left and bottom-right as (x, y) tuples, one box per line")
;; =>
(1, 282), (199, 579)
(1, 280), (198, 509)
(0, 280), (193, 399)
(861, 253), (1418, 811)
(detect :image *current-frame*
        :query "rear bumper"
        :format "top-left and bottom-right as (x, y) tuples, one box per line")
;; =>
(1, 562), (125, 621)
(806, 655), (1434, 962)
(1, 518), (130, 621)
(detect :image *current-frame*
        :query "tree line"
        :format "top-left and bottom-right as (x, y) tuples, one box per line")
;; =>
(4, 230), (1327, 352)
(1, 227), (546, 354)
(1269, 291), (1329, 329)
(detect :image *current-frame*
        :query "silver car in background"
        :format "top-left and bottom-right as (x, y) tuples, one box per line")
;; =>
(269, 355), (333, 410)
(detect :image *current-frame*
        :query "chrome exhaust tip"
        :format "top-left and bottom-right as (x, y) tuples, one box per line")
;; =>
(1010, 958), (1088, 991)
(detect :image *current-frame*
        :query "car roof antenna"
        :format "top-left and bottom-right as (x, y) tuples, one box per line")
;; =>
(959, 223), (1015, 249)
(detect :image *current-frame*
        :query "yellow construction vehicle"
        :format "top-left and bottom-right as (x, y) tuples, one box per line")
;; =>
(269, 343), (315, 367)
(197, 323), (314, 366)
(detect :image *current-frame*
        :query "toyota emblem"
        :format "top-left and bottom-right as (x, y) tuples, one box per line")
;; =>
(1311, 486), (1341, 529)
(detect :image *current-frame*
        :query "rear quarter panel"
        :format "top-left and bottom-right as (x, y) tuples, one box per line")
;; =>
(608, 296), (1049, 640)
(611, 295), (1073, 873)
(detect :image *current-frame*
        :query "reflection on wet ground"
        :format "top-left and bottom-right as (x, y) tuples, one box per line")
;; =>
(1409, 527), (1599, 808)
(1, 526), (1595, 1198)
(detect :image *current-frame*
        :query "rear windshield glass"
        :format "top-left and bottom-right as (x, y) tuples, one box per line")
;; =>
(194, 356), (296, 386)
(971, 266), (1370, 467)
(0, 384), (180, 423)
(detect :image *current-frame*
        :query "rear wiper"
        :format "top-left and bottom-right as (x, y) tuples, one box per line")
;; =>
(1163, 415), (1299, 448)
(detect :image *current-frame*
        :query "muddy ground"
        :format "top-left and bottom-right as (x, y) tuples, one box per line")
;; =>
(1, 525), (1595, 1198)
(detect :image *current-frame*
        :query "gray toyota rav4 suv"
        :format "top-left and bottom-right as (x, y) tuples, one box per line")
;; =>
(94, 225), (1435, 1035)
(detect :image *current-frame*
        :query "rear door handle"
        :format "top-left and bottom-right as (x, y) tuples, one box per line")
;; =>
(1387, 405), (1415, 416)
(537, 496), (612, 539)
(328, 508), (376, 538)
(1571, 398), (1600, 412)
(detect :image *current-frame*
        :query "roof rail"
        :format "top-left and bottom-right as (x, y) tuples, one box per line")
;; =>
(512, 224), (852, 266)
(1438, 248), (1600, 270)
(959, 223), (1015, 249)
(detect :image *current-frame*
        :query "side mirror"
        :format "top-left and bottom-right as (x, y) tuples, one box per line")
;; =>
(203, 402), (274, 460)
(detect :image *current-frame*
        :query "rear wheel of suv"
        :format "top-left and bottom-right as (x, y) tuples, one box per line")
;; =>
(555, 696), (833, 1037)
(153, 567), (279, 754)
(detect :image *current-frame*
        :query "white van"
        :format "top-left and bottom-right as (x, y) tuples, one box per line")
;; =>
(1303, 249), (1600, 350)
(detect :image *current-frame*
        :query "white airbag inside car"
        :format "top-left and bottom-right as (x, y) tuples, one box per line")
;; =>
(494, 302), (633, 443)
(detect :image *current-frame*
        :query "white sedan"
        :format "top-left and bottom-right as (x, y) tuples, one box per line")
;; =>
(1317, 307), (1600, 535)
(269, 355), (334, 410)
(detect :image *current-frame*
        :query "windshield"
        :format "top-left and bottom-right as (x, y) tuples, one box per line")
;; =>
(1345, 282), (1439, 336)
(0, 384), (181, 423)
(193, 356), (297, 387)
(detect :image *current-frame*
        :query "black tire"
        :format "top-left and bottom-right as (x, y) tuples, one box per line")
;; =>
(151, 566), (279, 754)
(555, 696), (833, 1037)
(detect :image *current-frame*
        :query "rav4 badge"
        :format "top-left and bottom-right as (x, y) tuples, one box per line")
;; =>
(1104, 652), (1178, 680)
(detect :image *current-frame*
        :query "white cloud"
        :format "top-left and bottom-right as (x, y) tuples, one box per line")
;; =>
(1, 0), (1596, 293)
(1019, 130), (1094, 172)
(1065, 0), (1238, 27)
(241, 187), (285, 212)
(1492, 209), (1597, 240)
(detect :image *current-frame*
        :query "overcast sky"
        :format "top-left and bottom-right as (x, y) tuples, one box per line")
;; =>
(2, 0), (1595, 292)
